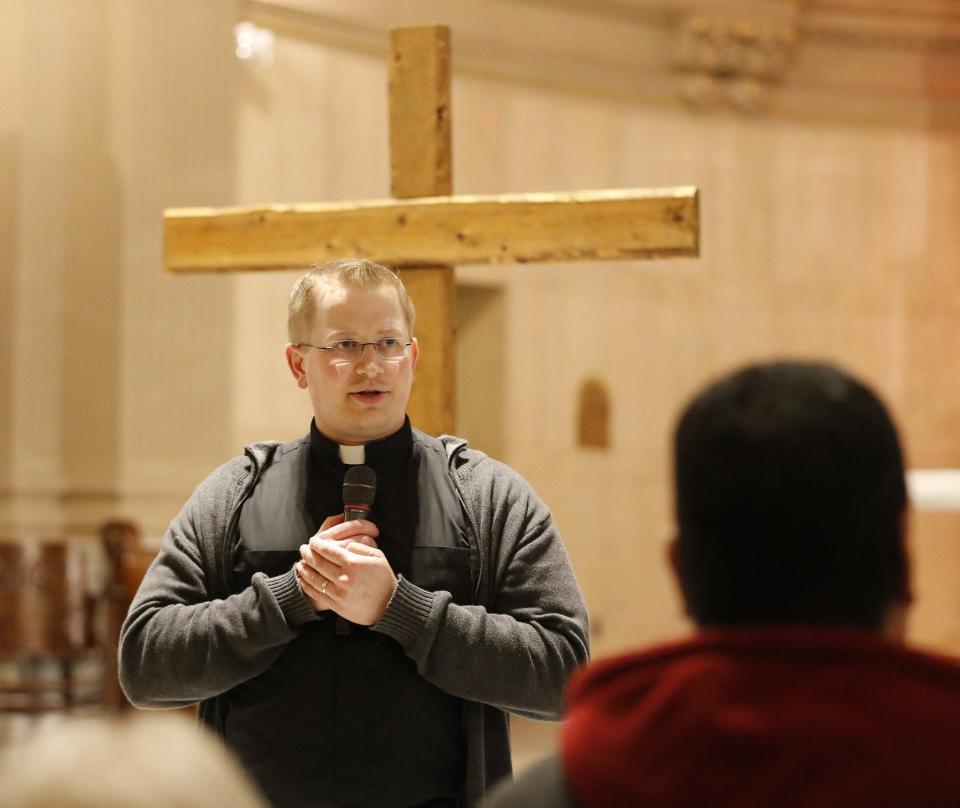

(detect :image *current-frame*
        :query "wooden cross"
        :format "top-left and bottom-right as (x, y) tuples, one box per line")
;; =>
(164, 25), (699, 437)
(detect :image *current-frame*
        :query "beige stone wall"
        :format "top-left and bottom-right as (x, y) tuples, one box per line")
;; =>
(0, 0), (239, 542)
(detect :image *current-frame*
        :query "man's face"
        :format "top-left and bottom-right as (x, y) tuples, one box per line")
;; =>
(285, 283), (418, 445)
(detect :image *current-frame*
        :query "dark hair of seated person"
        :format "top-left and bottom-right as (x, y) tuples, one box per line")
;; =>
(672, 360), (909, 632)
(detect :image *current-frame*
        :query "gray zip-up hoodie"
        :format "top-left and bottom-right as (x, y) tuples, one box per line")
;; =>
(119, 430), (590, 805)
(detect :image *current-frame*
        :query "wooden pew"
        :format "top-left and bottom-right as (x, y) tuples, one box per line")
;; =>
(0, 540), (102, 733)
(99, 520), (157, 712)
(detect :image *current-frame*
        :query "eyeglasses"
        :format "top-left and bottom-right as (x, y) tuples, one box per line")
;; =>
(298, 338), (412, 361)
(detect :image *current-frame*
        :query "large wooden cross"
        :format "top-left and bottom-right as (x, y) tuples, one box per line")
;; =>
(164, 25), (699, 437)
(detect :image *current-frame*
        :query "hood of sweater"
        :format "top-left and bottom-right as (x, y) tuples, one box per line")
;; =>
(562, 627), (960, 808)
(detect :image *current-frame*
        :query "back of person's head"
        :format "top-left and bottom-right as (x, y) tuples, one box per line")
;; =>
(0, 713), (268, 808)
(672, 359), (909, 632)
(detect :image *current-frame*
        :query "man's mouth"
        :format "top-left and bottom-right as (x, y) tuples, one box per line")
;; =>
(351, 389), (387, 402)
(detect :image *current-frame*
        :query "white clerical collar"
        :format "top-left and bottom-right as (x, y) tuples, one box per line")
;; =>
(338, 444), (366, 464)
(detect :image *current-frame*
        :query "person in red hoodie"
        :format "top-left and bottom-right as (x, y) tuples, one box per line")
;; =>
(485, 359), (960, 808)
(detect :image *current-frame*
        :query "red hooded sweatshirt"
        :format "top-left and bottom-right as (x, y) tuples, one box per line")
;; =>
(562, 627), (960, 807)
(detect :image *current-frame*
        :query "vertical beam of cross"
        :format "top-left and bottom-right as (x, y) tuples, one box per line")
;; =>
(389, 26), (456, 437)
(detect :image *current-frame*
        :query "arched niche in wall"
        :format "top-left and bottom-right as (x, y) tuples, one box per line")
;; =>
(577, 378), (610, 450)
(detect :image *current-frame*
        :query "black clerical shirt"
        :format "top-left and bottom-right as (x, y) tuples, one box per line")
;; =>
(227, 420), (465, 808)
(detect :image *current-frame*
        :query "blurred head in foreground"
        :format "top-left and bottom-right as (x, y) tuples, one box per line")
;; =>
(0, 713), (268, 808)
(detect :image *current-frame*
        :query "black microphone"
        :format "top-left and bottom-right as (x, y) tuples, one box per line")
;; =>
(343, 465), (376, 522)
(336, 465), (376, 636)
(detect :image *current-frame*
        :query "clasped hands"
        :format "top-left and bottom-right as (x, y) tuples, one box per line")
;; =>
(296, 514), (397, 625)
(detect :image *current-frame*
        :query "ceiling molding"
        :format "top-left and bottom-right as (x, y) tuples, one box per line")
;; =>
(240, 0), (960, 126)
(514, 0), (960, 51)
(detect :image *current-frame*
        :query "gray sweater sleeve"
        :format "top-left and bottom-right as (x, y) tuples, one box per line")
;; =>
(372, 453), (590, 721)
(118, 458), (318, 708)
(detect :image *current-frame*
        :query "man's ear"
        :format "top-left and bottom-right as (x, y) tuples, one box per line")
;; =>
(667, 534), (681, 580)
(896, 505), (914, 605)
(285, 344), (309, 390)
(880, 507), (914, 642)
(666, 534), (693, 619)
(409, 337), (420, 372)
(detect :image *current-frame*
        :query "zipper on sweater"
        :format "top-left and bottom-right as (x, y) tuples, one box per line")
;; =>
(199, 447), (269, 735)
(449, 448), (485, 606)
(218, 450), (267, 598)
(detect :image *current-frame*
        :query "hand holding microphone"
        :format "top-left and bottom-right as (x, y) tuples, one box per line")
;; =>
(296, 466), (398, 625)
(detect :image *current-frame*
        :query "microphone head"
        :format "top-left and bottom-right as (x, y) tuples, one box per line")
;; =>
(343, 464), (377, 509)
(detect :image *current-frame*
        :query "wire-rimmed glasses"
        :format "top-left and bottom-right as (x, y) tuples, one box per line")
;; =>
(297, 338), (412, 361)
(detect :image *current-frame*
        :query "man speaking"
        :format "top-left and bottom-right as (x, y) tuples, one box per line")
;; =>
(119, 259), (589, 807)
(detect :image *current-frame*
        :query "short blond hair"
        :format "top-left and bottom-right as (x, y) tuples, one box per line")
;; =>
(287, 259), (416, 343)
(0, 714), (268, 808)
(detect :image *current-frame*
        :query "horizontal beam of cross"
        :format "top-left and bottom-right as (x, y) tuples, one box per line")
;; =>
(164, 186), (699, 273)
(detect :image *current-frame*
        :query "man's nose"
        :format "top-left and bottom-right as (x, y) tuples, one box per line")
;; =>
(355, 344), (384, 374)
